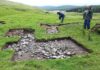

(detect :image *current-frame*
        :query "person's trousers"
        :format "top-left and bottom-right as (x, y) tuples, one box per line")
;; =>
(59, 16), (64, 23)
(61, 17), (64, 23)
(84, 19), (91, 29)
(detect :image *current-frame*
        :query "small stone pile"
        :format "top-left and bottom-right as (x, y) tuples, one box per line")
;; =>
(40, 24), (59, 34)
(46, 26), (58, 34)
(3, 33), (89, 61)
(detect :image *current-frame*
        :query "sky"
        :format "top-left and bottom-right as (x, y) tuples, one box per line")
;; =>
(9, 0), (100, 6)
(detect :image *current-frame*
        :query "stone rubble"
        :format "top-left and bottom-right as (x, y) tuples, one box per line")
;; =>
(40, 23), (80, 34)
(40, 24), (59, 34)
(41, 26), (59, 34)
(46, 26), (58, 34)
(4, 33), (88, 61)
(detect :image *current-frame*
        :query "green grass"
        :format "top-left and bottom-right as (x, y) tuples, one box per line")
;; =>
(0, 0), (100, 70)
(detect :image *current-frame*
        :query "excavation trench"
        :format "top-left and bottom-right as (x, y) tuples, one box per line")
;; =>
(91, 23), (100, 34)
(40, 23), (80, 34)
(3, 28), (91, 61)
(0, 21), (6, 25)
(5, 28), (35, 37)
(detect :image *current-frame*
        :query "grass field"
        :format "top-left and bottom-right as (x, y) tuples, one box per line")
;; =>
(0, 0), (100, 70)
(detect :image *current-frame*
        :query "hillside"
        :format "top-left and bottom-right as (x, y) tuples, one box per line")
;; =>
(40, 5), (100, 13)
(0, 0), (42, 17)
(0, 0), (100, 70)
(40, 5), (79, 11)
(67, 5), (100, 12)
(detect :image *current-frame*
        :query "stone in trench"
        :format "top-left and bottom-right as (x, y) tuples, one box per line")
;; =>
(3, 32), (91, 61)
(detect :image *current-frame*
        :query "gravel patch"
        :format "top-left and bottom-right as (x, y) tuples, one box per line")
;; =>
(3, 34), (91, 61)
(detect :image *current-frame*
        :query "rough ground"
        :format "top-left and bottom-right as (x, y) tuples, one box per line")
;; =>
(40, 23), (80, 34)
(3, 28), (90, 61)
(91, 23), (100, 34)
(5, 28), (35, 37)
(0, 21), (5, 25)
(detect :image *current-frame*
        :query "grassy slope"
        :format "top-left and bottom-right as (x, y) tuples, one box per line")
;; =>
(0, 0), (100, 70)
(0, 0), (42, 17)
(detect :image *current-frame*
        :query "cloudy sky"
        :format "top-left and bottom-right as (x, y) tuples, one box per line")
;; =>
(9, 0), (100, 6)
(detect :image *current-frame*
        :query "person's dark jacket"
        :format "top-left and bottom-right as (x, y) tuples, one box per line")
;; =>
(83, 10), (93, 20)
(57, 12), (65, 19)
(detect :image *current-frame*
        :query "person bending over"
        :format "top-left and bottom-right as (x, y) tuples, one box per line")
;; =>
(57, 12), (65, 23)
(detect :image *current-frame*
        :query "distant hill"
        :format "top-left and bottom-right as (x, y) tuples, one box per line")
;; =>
(0, 0), (42, 17)
(39, 5), (79, 11)
(67, 5), (100, 13)
(39, 5), (100, 13)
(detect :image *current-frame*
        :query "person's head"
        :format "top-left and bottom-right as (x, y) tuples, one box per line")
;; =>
(88, 6), (92, 10)
(85, 6), (92, 10)
(57, 12), (60, 15)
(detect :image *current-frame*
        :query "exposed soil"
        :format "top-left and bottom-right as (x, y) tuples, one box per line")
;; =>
(3, 32), (91, 61)
(5, 28), (35, 37)
(0, 21), (6, 25)
(40, 22), (80, 27)
(2, 25), (92, 61)
(40, 24), (59, 34)
(91, 24), (100, 34)
(40, 23), (80, 34)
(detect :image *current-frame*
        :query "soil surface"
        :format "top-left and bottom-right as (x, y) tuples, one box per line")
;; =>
(91, 24), (100, 34)
(40, 23), (80, 34)
(5, 28), (35, 37)
(3, 31), (91, 61)
(0, 21), (6, 25)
